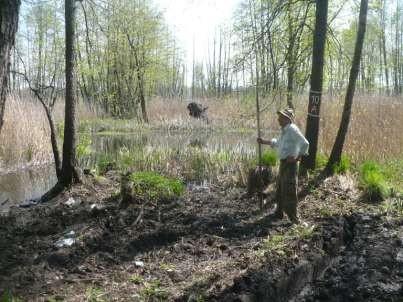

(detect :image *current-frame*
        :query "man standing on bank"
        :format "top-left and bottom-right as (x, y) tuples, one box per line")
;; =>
(257, 108), (309, 224)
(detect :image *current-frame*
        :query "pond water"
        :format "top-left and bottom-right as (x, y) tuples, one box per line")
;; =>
(0, 129), (274, 211)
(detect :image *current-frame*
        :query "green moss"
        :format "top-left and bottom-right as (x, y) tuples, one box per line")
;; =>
(129, 171), (185, 201)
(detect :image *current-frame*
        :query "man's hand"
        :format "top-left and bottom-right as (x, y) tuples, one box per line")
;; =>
(257, 137), (271, 146)
(257, 137), (264, 144)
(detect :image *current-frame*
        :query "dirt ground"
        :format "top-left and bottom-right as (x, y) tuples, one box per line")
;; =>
(0, 172), (402, 301)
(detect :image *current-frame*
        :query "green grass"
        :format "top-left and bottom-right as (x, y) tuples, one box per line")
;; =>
(77, 134), (92, 159)
(85, 287), (107, 302)
(129, 273), (144, 284)
(139, 280), (168, 301)
(129, 171), (185, 202)
(0, 292), (22, 302)
(261, 149), (277, 167)
(96, 144), (254, 183)
(381, 197), (403, 217)
(359, 161), (390, 202)
(260, 224), (315, 257)
(380, 159), (403, 193)
(332, 154), (351, 174)
(315, 153), (328, 170)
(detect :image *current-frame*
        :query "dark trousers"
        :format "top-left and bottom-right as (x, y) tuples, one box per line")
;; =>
(275, 160), (298, 221)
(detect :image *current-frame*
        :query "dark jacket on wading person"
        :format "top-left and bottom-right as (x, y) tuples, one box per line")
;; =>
(257, 108), (309, 224)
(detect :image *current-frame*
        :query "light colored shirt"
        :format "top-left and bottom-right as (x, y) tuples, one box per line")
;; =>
(270, 123), (309, 160)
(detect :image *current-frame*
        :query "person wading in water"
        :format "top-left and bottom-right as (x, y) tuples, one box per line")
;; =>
(257, 108), (309, 224)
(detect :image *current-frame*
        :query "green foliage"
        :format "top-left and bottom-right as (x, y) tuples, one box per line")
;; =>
(315, 153), (328, 170)
(118, 147), (135, 171)
(262, 234), (287, 255)
(129, 274), (144, 284)
(129, 171), (185, 201)
(360, 161), (390, 202)
(380, 159), (403, 193)
(260, 224), (315, 257)
(96, 154), (116, 175)
(332, 155), (351, 174)
(0, 292), (22, 302)
(85, 287), (107, 302)
(139, 280), (168, 301)
(77, 134), (92, 159)
(261, 149), (277, 167)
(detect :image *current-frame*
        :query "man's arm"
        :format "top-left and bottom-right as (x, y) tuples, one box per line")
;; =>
(257, 137), (278, 147)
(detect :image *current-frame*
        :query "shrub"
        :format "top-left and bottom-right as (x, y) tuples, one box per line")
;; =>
(360, 161), (389, 202)
(129, 171), (185, 201)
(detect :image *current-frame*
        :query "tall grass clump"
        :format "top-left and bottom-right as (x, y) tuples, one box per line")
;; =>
(261, 149), (277, 167)
(129, 171), (184, 202)
(359, 161), (390, 202)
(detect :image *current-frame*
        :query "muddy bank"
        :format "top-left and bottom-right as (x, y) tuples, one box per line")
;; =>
(0, 173), (401, 301)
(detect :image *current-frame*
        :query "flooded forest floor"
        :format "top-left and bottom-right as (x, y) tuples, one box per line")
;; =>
(0, 171), (402, 301)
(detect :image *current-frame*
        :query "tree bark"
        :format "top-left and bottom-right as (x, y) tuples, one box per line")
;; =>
(44, 106), (62, 179)
(61, 0), (80, 186)
(0, 0), (21, 134)
(300, 0), (328, 172)
(324, 0), (368, 176)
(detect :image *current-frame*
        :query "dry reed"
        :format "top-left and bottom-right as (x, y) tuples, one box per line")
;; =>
(1, 94), (402, 173)
(0, 95), (99, 172)
(148, 94), (403, 163)
(0, 95), (52, 172)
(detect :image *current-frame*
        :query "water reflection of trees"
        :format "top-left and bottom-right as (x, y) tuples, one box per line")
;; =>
(0, 165), (56, 207)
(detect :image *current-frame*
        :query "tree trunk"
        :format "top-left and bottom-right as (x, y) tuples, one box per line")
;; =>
(380, 0), (389, 95)
(324, 0), (368, 176)
(61, 0), (80, 186)
(0, 0), (21, 134)
(44, 106), (62, 179)
(300, 0), (328, 172)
